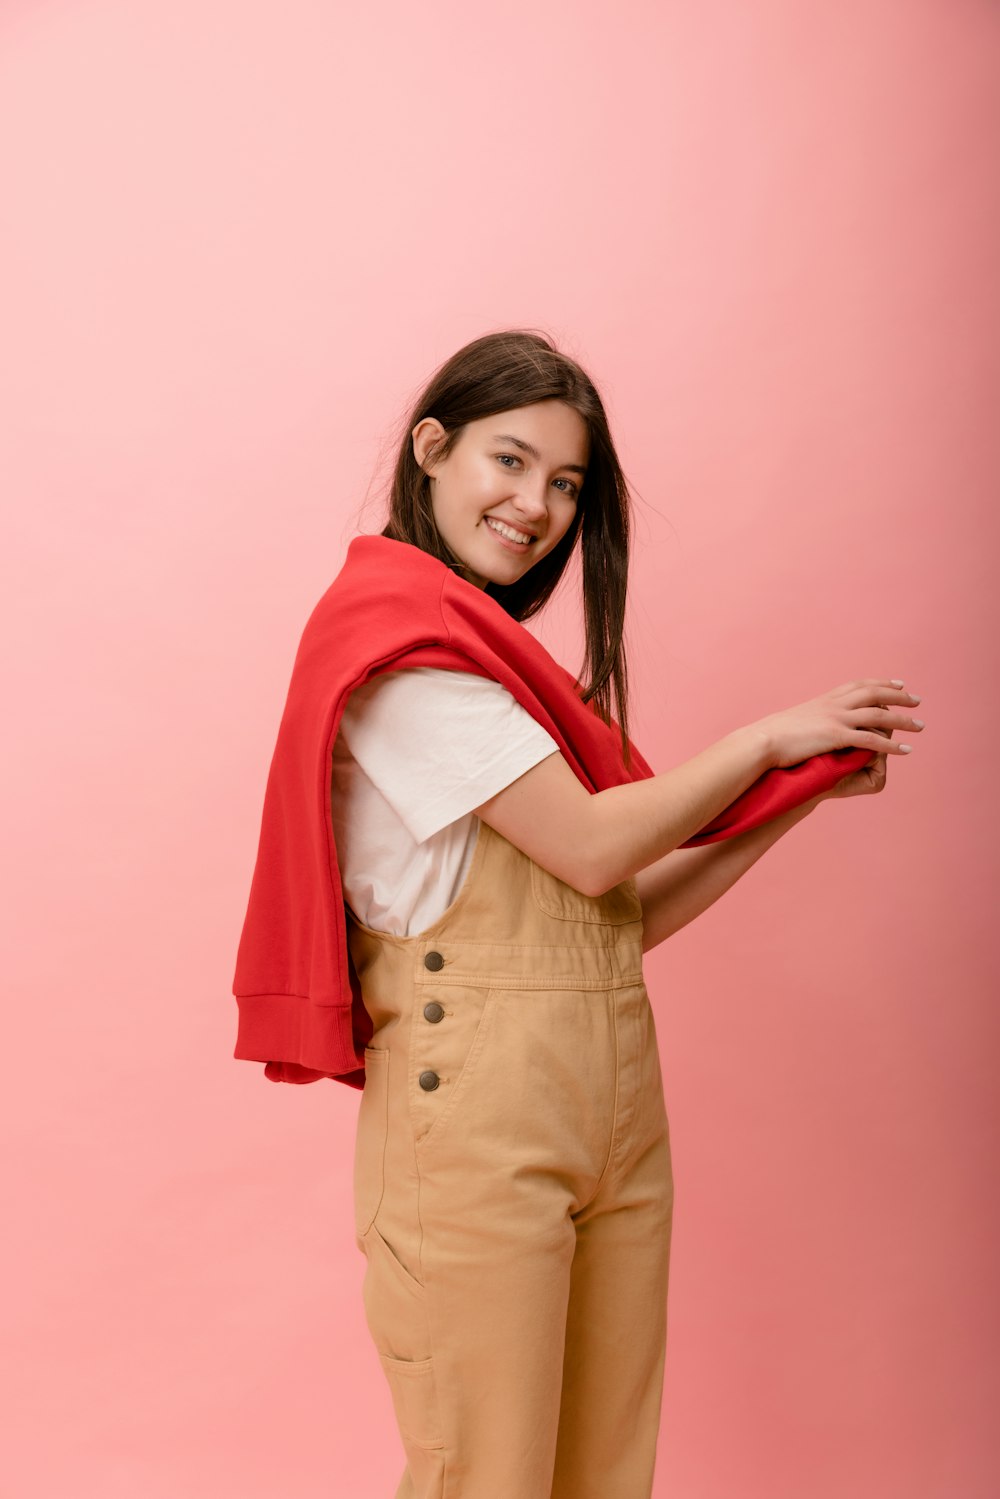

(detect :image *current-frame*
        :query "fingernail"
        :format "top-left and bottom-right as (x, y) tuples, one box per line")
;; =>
(899, 744), (912, 753)
(891, 678), (905, 686)
(912, 718), (925, 727)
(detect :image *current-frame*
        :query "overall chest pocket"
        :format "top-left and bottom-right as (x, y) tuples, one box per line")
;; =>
(529, 858), (643, 925)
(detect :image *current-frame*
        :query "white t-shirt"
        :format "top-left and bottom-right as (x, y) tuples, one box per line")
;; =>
(331, 667), (560, 936)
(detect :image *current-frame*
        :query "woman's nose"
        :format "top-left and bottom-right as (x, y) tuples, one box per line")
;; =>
(511, 485), (549, 520)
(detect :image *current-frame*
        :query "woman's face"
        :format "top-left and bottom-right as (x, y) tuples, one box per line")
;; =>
(413, 401), (590, 590)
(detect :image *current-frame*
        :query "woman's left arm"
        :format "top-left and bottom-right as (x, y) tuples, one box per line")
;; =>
(635, 791), (829, 951)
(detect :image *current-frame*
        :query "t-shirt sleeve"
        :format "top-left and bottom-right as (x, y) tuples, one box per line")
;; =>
(337, 667), (561, 844)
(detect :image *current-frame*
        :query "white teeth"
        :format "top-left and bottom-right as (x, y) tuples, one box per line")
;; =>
(486, 516), (533, 545)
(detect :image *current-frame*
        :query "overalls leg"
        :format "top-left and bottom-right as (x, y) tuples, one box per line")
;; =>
(349, 821), (671, 1499)
(550, 988), (674, 1497)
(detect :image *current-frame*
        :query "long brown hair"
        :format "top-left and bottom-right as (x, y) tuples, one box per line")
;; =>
(379, 329), (637, 769)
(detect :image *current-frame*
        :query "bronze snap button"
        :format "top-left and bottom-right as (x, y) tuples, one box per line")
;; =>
(424, 951), (444, 972)
(418, 1069), (440, 1091)
(423, 1001), (445, 1024)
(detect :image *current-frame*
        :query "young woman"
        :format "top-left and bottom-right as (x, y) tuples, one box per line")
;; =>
(243, 329), (923, 1499)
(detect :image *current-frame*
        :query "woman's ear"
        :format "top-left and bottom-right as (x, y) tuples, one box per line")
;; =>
(411, 416), (448, 478)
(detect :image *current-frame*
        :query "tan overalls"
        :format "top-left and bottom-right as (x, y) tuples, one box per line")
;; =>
(347, 816), (674, 1499)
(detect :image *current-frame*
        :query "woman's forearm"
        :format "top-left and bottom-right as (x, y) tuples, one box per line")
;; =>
(589, 725), (775, 893)
(634, 792), (828, 951)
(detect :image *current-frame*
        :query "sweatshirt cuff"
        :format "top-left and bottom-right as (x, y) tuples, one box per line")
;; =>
(264, 1061), (336, 1084)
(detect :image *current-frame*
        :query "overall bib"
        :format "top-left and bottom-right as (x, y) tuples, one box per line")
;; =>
(347, 816), (674, 1499)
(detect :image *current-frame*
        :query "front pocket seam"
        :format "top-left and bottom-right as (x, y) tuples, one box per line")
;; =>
(364, 1219), (428, 1299)
(354, 1047), (389, 1237)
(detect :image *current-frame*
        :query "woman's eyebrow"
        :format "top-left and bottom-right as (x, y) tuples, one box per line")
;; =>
(491, 433), (588, 476)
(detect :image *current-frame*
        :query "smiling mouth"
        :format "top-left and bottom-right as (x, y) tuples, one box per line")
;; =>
(485, 516), (536, 548)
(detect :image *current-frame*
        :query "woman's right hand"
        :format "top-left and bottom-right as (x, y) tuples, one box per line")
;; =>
(752, 678), (925, 768)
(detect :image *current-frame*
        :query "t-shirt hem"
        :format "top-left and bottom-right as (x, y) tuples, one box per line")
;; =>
(405, 743), (560, 844)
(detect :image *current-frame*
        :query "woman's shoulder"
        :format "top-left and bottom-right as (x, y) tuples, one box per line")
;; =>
(346, 665), (521, 711)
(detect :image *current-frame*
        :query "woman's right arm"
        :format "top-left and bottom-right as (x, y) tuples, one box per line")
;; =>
(474, 678), (923, 897)
(473, 724), (774, 898)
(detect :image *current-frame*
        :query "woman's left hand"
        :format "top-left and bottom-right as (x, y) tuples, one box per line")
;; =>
(823, 712), (892, 800)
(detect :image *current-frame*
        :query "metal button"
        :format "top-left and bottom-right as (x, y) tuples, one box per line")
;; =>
(424, 951), (444, 972)
(418, 1069), (440, 1091)
(423, 1001), (445, 1024)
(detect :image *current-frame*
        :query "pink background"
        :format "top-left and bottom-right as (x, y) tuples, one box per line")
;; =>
(2, 1), (996, 1494)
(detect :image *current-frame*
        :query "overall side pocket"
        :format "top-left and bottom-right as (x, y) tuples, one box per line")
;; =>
(361, 1222), (445, 1451)
(353, 1045), (389, 1238)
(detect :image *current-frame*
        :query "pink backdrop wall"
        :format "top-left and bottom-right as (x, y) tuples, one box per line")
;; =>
(2, 1), (996, 1494)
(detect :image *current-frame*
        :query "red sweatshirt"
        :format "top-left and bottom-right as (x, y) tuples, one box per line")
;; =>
(232, 534), (871, 1088)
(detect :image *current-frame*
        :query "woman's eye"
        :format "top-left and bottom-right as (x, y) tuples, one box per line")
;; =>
(496, 453), (577, 496)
